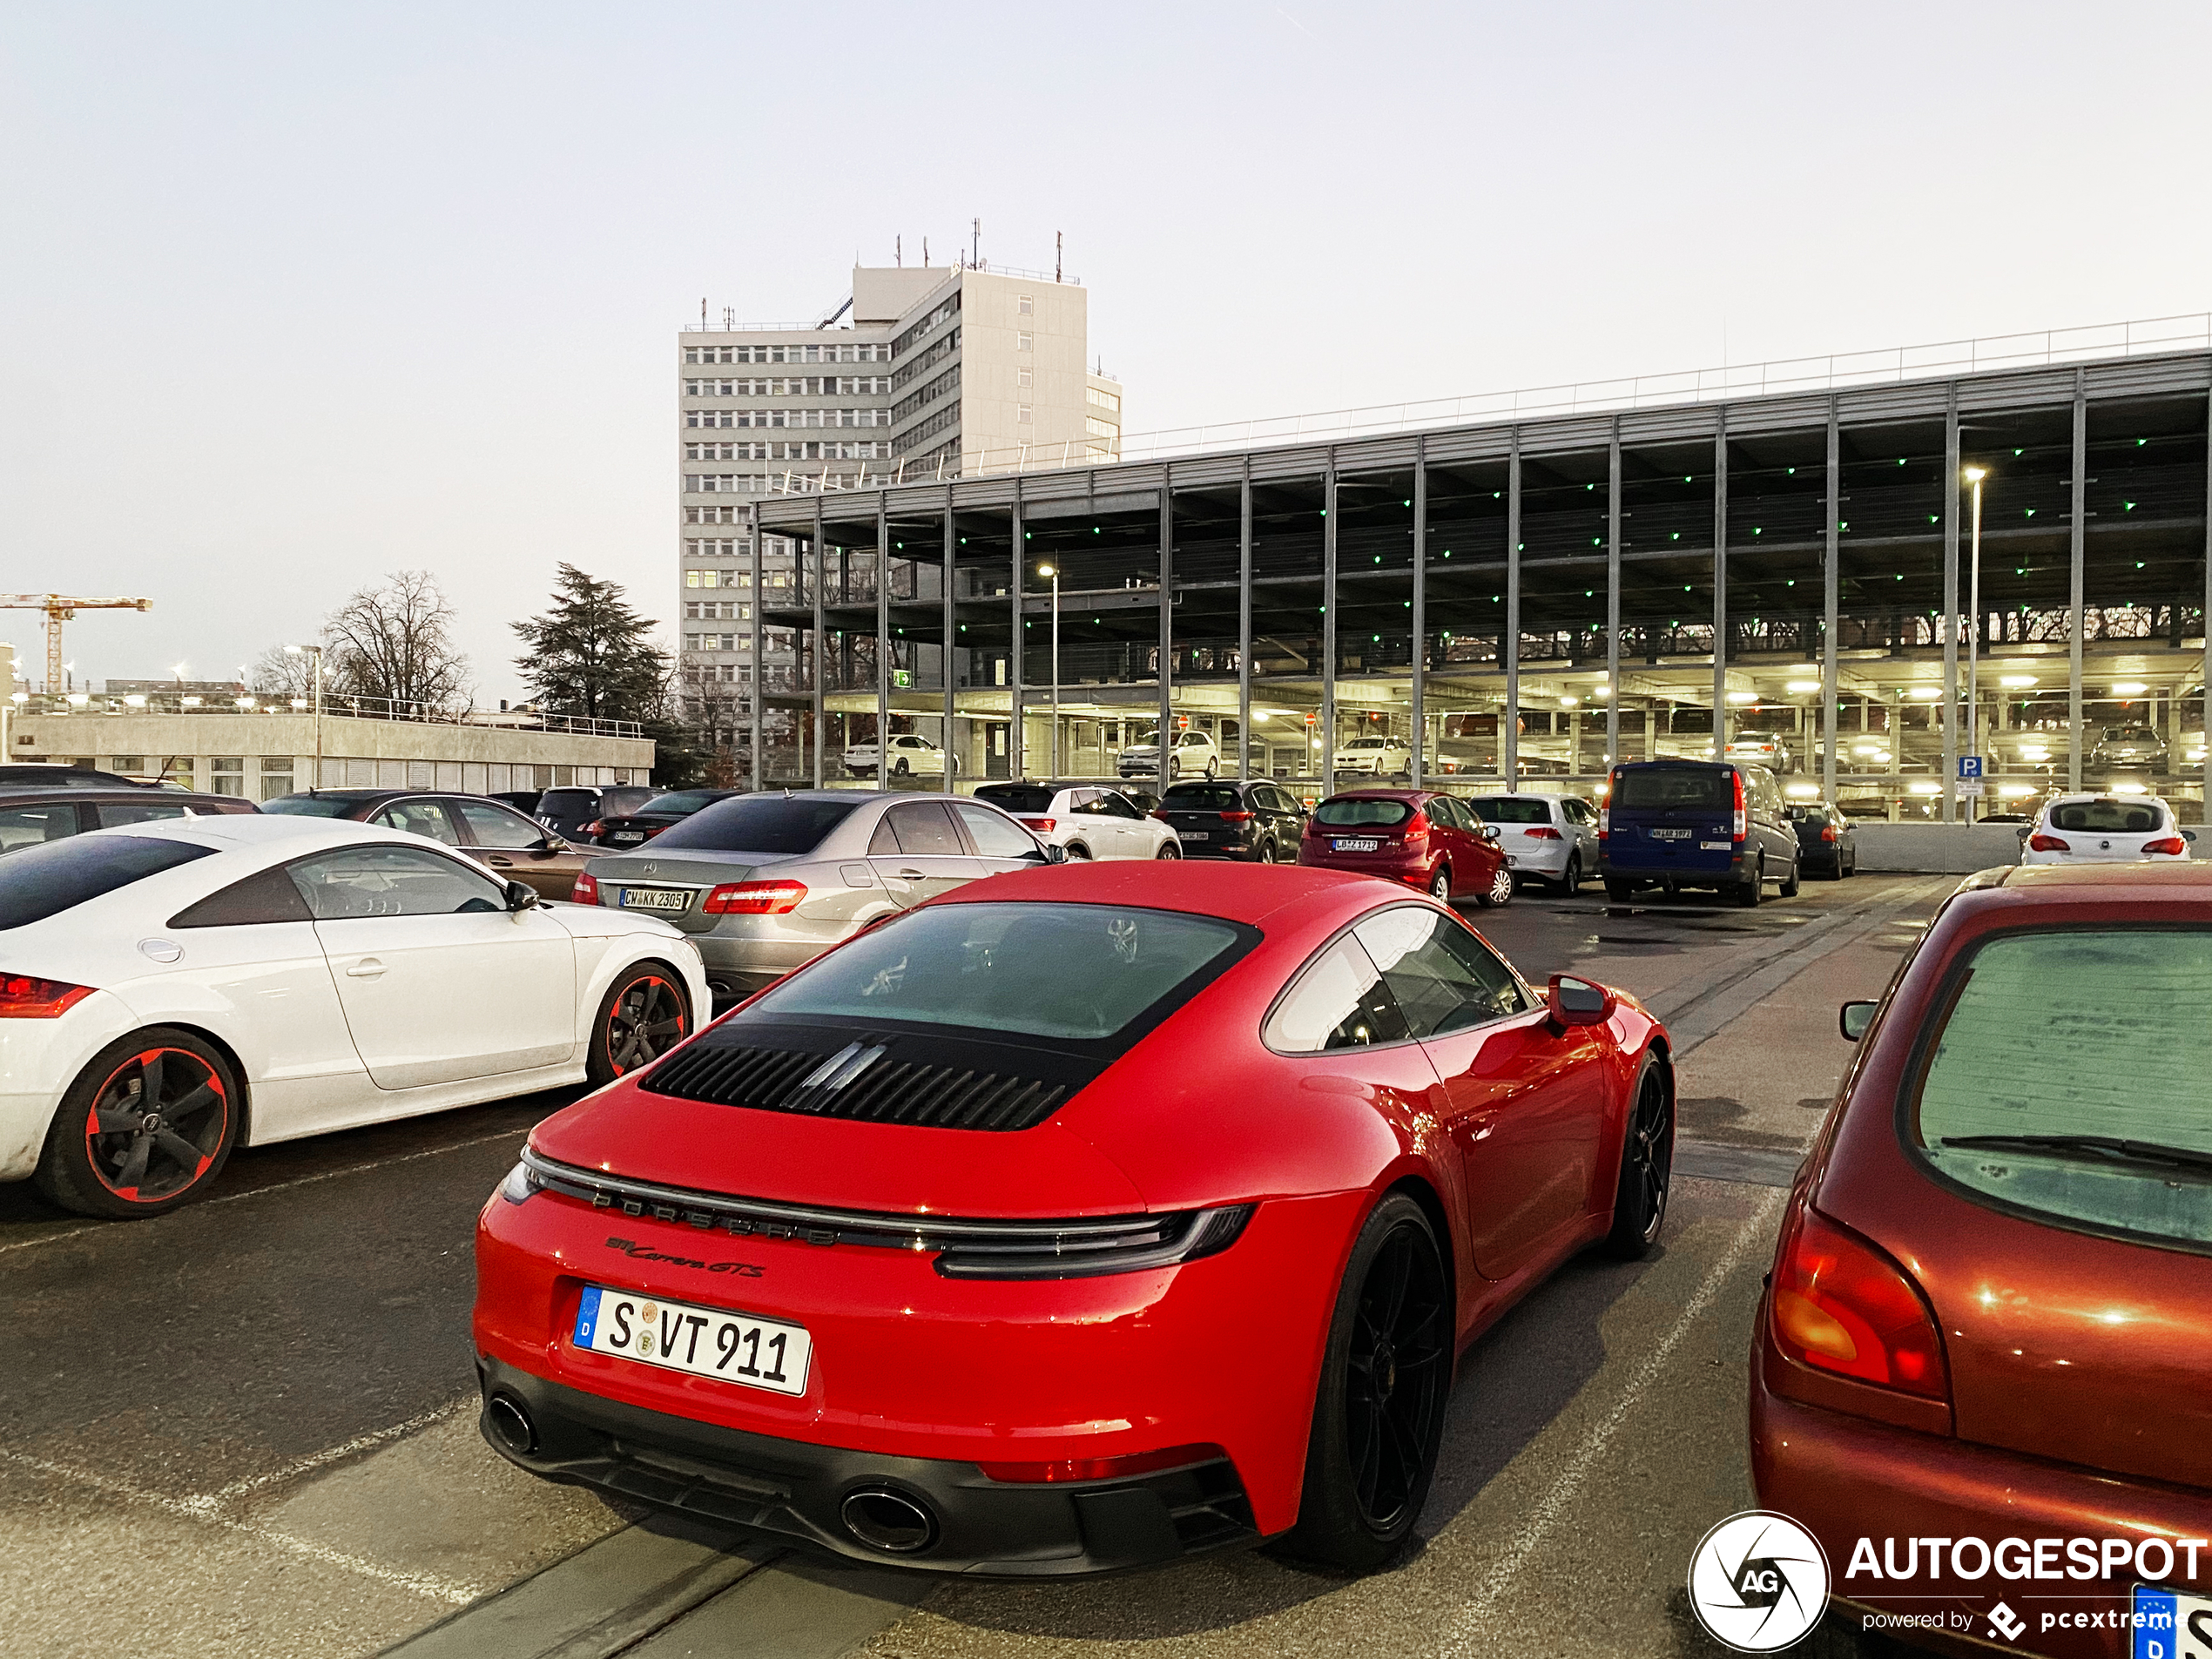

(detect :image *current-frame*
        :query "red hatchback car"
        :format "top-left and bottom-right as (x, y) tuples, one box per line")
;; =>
(475, 861), (1674, 1577)
(1753, 863), (2212, 1656)
(1298, 788), (1514, 908)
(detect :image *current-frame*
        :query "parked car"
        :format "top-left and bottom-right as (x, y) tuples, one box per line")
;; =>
(842, 732), (958, 779)
(535, 786), (658, 842)
(1299, 787), (1513, 907)
(0, 816), (706, 1219)
(1753, 863), (2212, 1654)
(1117, 786), (1163, 817)
(1331, 735), (1412, 777)
(0, 764), (161, 790)
(1785, 799), (1858, 879)
(490, 790), (543, 815)
(973, 782), (1179, 860)
(476, 860), (1674, 1576)
(1151, 779), (1309, 861)
(261, 789), (597, 901)
(0, 787), (256, 856)
(1117, 728), (1219, 781)
(1465, 792), (1601, 894)
(2089, 723), (2170, 774)
(583, 788), (748, 849)
(577, 791), (1058, 1006)
(1600, 760), (1800, 906)
(2020, 792), (2193, 864)
(1723, 734), (1794, 772)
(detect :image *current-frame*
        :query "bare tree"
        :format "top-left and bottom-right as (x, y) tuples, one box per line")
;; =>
(321, 570), (471, 712)
(247, 644), (315, 698)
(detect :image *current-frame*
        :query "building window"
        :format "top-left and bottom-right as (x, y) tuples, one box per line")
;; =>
(260, 757), (293, 800)
(1018, 295), (1033, 315)
(685, 504), (744, 524)
(1087, 386), (1121, 413)
(209, 757), (246, 798)
(1087, 416), (1119, 439)
(1018, 368), (1032, 388)
(109, 754), (144, 773)
(1019, 405), (1034, 424)
(1017, 333), (1032, 352)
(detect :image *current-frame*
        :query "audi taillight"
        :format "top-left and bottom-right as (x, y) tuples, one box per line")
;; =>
(1020, 816), (1056, 833)
(1731, 770), (1748, 842)
(1820, 824), (1839, 843)
(2144, 836), (2187, 856)
(570, 871), (599, 906)
(1219, 810), (1254, 822)
(0, 975), (96, 1019)
(1526, 825), (1562, 840)
(2027, 832), (2070, 852)
(1769, 1206), (1948, 1402)
(703, 880), (807, 915)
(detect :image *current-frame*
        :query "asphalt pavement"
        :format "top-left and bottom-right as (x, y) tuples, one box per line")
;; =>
(0, 872), (1952, 1659)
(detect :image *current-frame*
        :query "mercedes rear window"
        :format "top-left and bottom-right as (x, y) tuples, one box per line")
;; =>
(1163, 785), (1243, 812)
(974, 785), (1056, 814)
(0, 834), (217, 929)
(1314, 799), (1413, 827)
(651, 795), (858, 854)
(750, 901), (1251, 1042)
(1614, 769), (1730, 812)
(2051, 799), (2163, 833)
(1911, 928), (2212, 1250)
(1467, 797), (1552, 825)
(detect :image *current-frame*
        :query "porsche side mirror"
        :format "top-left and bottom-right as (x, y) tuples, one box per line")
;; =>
(503, 880), (541, 912)
(1839, 1000), (1878, 1042)
(1548, 974), (1611, 1028)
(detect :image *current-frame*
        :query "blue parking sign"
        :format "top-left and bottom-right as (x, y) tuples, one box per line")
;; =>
(1959, 755), (1985, 780)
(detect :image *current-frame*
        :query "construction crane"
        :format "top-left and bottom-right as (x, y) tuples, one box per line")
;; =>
(0, 594), (152, 693)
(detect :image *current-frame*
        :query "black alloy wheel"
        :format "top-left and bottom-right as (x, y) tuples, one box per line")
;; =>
(894, 757), (910, 776)
(590, 965), (691, 1084)
(1474, 860), (1514, 908)
(36, 1030), (239, 1219)
(1603, 1056), (1675, 1258)
(1275, 1193), (1452, 1572)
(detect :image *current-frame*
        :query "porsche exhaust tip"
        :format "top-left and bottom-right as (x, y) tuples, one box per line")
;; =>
(840, 1486), (938, 1554)
(486, 1393), (537, 1457)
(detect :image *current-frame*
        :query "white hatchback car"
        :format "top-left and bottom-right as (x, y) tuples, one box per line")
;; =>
(842, 732), (959, 779)
(1464, 791), (1603, 893)
(970, 782), (1181, 860)
(1116, 729), (1219, 782)
(0, 815), (709, 1219)
(2020, 792), (2194, 864)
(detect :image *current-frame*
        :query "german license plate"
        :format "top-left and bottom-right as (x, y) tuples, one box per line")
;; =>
(2129, 1583), (2212, 1657)
(1178, 830), (1210, 841)
(617, 887), (690, 913)
(1333, 838), (1381, 852)
(609, 832), (645, 844)
(573, 1285), (811, 1398)
(1650, 827), (1693, 840)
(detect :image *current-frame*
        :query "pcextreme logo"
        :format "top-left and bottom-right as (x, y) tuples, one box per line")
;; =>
(1687, 1511), (1831, 1652)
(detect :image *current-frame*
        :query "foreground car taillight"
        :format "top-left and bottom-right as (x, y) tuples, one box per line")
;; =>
(570, 871), (599, 905)
(2144, 835), (2187, 855)
(936, 1204), (1254, 1280)
(0, 974), (95, 1019)
(979, 1442), (1230, 1483)
(1770, 1206), (1948, 1401)
(704, 879), (808, 915)
(2027, 832), (2069, 852)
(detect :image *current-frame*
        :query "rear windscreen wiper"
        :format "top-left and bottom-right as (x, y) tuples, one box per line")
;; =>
(1939, 1134), (2212, 1176)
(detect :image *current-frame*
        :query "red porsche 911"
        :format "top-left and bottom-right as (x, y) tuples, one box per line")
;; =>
(473, 861), (1674, 1577)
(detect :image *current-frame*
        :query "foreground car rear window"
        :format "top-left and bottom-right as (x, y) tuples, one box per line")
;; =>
(1467, 796), (1551, 825)
(1614, 769), (1730, 811)
(1911, 927), (2212, 1250)
(749, 901), (1251, 1042)
(1314, 799), (1412, 828)
(0, 834), (217, 929)
(651, 796), (857, 853)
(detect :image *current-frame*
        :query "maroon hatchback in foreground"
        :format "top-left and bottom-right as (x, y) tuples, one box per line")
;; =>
(1298, 789), (1513, 907)
(1752, 862), (2212, 1656)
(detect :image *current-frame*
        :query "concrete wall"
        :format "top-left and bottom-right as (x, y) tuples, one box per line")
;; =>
(1852, 822), (2027, 873)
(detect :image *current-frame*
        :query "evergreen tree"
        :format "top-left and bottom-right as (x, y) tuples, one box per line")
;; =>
(511, 564), (670, 723)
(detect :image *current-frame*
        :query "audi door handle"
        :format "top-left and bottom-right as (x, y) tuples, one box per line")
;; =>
(346, 959), (387, 979)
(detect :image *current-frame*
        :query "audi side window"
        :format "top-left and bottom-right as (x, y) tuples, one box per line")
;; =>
(288, 844), (508, 919)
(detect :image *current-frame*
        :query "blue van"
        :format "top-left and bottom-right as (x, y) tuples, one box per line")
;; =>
(1599, 760), (1801, 906)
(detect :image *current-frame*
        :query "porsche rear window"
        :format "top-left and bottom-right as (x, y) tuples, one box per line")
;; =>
(748, 901), (1250, 1042)
(2050, 799), (2164, 833)
(1467, 797), (1552, 825)
(1912, 928), (2212, 1249)
(0, 834), (216, 929)
(1314, 799), (1412, 827)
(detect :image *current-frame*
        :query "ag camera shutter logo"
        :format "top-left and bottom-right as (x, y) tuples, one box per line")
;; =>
(1688, 1510), (1831, 1652)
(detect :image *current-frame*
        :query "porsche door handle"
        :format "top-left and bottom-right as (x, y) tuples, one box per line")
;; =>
(345, 959), (387, 979)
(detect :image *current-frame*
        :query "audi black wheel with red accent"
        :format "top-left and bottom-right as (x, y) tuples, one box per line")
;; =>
(1274, 1192), (1452, 1572)
(35, 1028), (239, 1219)
(587, 964), (692, 1086)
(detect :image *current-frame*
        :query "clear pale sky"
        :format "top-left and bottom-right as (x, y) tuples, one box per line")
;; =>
(4, 2), (2208, 703)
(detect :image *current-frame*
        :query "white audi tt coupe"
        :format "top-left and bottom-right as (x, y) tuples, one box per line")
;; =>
(0, 815), (709, 1219)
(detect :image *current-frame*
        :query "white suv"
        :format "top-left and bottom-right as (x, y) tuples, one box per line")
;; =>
(842, 732), (958, 779)
(2020, 792), (2193, 863)
(1331, 735), (1413, 776)
(1116, 729), (1218, 781)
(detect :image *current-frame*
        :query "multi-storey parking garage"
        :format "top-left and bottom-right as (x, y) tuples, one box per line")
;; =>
(749, 338), (2211, 822)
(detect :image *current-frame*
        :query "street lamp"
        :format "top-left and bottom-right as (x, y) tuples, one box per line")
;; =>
(286, 643), (325, 790)
(1035, 563), (1061, 777)
(1963, 466), (1988, 822)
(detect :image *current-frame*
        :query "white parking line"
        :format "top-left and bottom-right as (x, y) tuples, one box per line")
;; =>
(1442, 1186), (1786, 1652)
(0, 1445), (480, 1604)
(0, 1126), (529, 1256)
(185, 1395), (472, 1509)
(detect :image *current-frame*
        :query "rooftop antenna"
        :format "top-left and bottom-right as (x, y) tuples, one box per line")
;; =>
(922, 237), (929, 267)
(701, 297), (707, 330)
(1055, 231), (1062, 283)
(896, 234), (901, 267)
(971, 217), (980, 269)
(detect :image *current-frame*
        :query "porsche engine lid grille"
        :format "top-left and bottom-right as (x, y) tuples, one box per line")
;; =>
(638, 1036), (1071, 1132)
